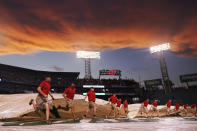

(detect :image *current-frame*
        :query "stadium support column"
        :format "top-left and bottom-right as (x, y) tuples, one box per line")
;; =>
(85, 58), (92, 79)
(158, 51), (171, 93)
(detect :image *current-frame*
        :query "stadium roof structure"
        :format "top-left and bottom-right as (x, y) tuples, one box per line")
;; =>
(0, 63), (80, 80)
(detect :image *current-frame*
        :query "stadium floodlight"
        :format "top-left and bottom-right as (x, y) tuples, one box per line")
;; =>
(149, 43), (171, 93)
(76, 51), (101, 79)
(76, 51), (100, 59)
(150, 43), (170, 54)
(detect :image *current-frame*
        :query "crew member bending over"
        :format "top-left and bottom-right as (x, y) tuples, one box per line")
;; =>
(191, 104), (196, 116)
(141, 99), (149, 117)
(174, 102), (180, 112)
(116, 98), (122, 116)
(150, 100), (159, 117)
(183, 104), (188, 116)
(108, 94), (118, 118)
(166, 99), (172, 115)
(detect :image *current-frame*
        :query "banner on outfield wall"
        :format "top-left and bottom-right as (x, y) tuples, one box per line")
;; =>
(144, 79), (163, 87)
(180, 73), (197, 83)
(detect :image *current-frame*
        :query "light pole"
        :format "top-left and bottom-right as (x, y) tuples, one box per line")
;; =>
(150, 43), (171, 93)
(76, 51), (100, 79)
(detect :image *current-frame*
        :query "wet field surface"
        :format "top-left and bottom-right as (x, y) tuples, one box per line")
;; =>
(0, 117), (197, 131)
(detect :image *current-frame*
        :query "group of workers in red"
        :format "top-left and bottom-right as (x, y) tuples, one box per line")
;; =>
(29, 77), (196, 124)
(108, 94), (129, 118)
(29, 77), (129, 124)
(141, 99), (197, 117)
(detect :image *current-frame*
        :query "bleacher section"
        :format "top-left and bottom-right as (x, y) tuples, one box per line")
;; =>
(0, 63), (79, 93)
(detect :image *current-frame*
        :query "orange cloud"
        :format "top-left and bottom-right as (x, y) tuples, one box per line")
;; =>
(0, 0), (196, 57)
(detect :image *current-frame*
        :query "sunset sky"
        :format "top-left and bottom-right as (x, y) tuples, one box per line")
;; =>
(0, 0), (197, 85)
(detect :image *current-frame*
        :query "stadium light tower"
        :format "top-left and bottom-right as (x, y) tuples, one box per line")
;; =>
(150, 43), (171, 93)
(76, 51), (100, 79)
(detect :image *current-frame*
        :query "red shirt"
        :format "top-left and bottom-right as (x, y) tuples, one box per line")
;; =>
(191, 104), (196, 109)
(144, 100), (149, 107)
(39, 80), (51, 96)
(110, 96), (117, 104)
(87, 90), (96, 102)
(183, 104), (188, 109)
(152, 100), (157, 107)
(64, 86), (76, 100)
(167, 101), (171, 108)
(175, 103), (180, 110)
(123, 101), (128, 108)
(117, 100), (121, 107)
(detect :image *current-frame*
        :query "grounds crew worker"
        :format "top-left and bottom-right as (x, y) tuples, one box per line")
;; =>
(29, 77), (55, 124)
(83, 88), (96, 118)
(108, 94), (118, 118)
(58, 83), (76, 119)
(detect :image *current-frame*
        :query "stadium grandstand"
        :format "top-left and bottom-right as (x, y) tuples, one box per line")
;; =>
(0, 63), (79, 93)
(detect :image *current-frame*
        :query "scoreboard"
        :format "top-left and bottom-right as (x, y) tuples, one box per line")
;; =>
(99, 69), (121, 76)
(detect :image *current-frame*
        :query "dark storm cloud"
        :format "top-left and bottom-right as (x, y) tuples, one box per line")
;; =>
(0, 0), (197, 56)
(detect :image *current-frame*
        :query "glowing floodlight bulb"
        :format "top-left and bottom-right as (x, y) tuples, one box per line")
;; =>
(76, 51), (100, 59)
(150, 43), (170, 54)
